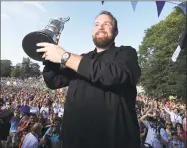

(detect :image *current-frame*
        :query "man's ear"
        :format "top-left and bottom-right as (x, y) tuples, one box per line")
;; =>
(114, 30), (118, 37)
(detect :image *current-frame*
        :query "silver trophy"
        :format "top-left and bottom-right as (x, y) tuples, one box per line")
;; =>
(22, 17), (70, 61)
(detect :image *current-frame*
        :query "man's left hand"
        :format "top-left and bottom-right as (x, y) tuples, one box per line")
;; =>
(36, 42), (66, 63)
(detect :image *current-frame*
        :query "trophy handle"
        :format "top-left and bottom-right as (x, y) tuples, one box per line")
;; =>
(56, 32), (61, 44)
(48, 18), (53, 24)
(62, 17), (70, 23)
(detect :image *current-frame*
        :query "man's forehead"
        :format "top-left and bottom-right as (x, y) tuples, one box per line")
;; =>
(95, 14), (112, 23)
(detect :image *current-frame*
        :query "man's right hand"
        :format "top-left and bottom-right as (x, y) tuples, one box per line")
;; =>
(146, 113), (153, 117)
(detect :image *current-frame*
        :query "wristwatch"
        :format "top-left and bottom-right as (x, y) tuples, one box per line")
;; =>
(60, 52), (71, 66)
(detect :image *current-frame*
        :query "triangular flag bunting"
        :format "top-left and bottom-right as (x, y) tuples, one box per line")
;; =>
(101, 1), (104, 5)
(171, 30), (187, 62)
(131, 1), (138, 11)
(155, 1), (166, 17)
(179, 4), (187, 15)
(181, 30), (187, 50)
(171, 45), (181, 62)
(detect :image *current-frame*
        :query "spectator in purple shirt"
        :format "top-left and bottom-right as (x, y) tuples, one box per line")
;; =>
(20, 100), (30, 115)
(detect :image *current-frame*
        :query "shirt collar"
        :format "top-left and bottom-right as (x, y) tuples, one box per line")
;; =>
(93, 42), (115, 53)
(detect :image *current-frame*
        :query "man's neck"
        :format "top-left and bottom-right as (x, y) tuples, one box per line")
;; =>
(96, 47), (106, 53)
(174, 113), (178, 116)
(96, 42), (114, 53)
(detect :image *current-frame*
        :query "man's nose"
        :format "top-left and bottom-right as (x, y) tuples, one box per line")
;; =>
(98, 24), (105, 30)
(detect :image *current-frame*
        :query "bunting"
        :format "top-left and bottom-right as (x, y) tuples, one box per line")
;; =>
(181, 30), (187, 50)
(171, 45), (181, 62)
(100, 1), (186, 17)
(179, 4), (187, 15)
(171, 31), (186, 62)
(99, 1), (186, 59)
(155, 1), (166, 17)
(101, 1), (166, 16)
(131, 1), (138, 11)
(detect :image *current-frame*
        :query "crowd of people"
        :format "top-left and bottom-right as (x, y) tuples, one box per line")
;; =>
(137, 96), (187, 148)
(0, 77), (67, 148)
(0, 77), (46, 88)
(0, 77), (186, 148)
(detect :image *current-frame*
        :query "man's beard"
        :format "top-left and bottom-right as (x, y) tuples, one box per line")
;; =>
(93, 31), (115, 49)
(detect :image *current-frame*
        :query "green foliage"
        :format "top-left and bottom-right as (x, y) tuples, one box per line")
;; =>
(1, 57), (41, 78)
(138, 7), (186, 99)
(10, 67), (23, 77)
(22, 57), (41, 77)
(0, 59), (12, 77)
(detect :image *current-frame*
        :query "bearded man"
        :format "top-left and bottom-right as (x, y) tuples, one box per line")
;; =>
(38, 11), (141, 148)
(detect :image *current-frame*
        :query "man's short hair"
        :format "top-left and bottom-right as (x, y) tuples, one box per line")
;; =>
(96, 11), (118, 32)
(174, 108), (179, 113)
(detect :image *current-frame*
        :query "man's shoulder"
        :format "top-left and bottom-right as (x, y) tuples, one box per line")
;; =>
(23, 132), (38, 146)
(117, 45), (137, 54)
(114, 46), (138, 60)
(81, 46), (137, 58)
(81, 50), (94, 56)
(24, 132), (33, 140)
(26, 132), (37, 139)
(119, 45), (136, 50)
(160, 127), (166, 132)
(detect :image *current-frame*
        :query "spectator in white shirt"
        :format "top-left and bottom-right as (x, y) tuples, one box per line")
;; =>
(164, 107), (182, 126)
(182, 111), (187, 133)
(53, 102), (60, 114)
(140, 111), (168, 148)
(40, 103), (49, 119)
(168, 131), (185, 148)
(58, 106), (64, 117)
(30, 102), (39, 116)
(21, 123), (42, 148)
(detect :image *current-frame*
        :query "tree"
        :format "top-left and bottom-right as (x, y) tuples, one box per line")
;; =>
(0, 59), (12, 77)
(138, 7), (186, 99)
(22, 57), (30, 74)
(0, 57), (41, 78)
(10, 67), (23, 77)
(21, 57), (41, 77)
(29, 62), (41, 77)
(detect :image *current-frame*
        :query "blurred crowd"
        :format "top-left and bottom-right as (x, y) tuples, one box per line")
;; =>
(0, 77), (67, 148)
(137, 97), (187, 148)
(0, 77), (46, 88)
(0, 77), (186, 148)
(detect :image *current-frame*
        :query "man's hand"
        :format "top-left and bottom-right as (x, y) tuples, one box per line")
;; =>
(36, 42), (66, 63)
(146, 113), (153, 117)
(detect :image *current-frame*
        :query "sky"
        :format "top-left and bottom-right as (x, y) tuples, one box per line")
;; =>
(1, 1), (180, 71)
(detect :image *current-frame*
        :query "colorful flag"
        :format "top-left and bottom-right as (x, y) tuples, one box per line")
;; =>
(181, 31), (187, 49)
(155, 1), (166, 17)
(171, 45), (181, 62)
(131, 1), (138, 11)
(179, 4), (187, 15)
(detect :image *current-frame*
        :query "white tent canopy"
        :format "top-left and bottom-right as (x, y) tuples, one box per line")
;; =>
(136, 86), (145, 93)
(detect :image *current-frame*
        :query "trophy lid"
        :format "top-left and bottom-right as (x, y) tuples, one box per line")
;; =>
(49, 17), (70, 23)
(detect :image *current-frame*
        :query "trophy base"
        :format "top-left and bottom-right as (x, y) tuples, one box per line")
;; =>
(22, 31), (56, 61)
